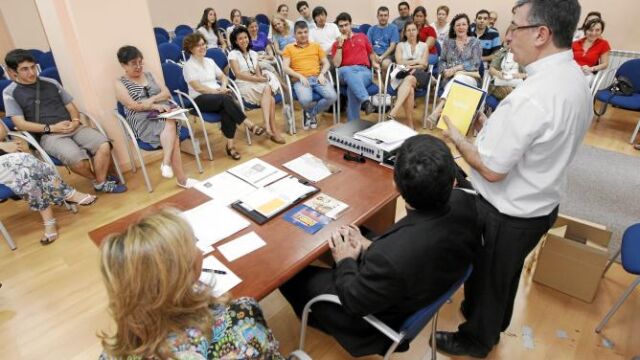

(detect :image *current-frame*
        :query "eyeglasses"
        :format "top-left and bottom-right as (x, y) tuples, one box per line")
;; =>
(128, 61), (144, 69)
(507, 23), (548, 34)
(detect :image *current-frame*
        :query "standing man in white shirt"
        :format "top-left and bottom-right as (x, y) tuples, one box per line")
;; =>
(435, 0), (591, 358)
(296, 1), (316, 30)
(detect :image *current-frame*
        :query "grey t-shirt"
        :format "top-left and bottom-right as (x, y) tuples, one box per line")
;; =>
(2, 77), (73, 125)
(392, 16), (411, 34)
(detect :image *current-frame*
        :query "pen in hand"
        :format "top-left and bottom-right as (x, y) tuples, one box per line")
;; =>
(202, 268), (227, 275)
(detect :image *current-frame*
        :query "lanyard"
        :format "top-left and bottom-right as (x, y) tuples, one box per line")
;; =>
(243, 52), (256, 75)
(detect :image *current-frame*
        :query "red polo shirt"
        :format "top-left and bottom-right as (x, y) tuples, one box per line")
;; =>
(418, 25), (438, 55)
(572, 37), (611, 67)
(331, 33), (372, 67)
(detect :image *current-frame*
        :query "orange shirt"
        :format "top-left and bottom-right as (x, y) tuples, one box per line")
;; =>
(282, 42), (326, 77)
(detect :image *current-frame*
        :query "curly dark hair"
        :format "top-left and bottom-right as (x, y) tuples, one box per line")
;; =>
(448, 13), (472, 39)
(229, 26), (252, 51)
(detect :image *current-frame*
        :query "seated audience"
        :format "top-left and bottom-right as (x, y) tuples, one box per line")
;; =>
(392, 2), (411, 36)
(488, 43), (526, 101)
(296, 1), (316, 30)
(428, 13), (482, 123)
(470, 10), (501, 63)
(182, 33), (264, 160)
(332, 12), (378, 121)
(489, 11), (498, 29)
(387, 21), (430, 128)
(115, 46), (198, 188)
(271, 15), (296, 56)
(226, 9), (243, 46)
(98, 208), (284, 359)
(276, 4), (295, 32)
(573, 11), (601, 41)
(412, 6), (438, 64)
(196, 8), (226, 49)
(280, 134), (480, 357)
(572, 18), (610, 84)
(367, 6), (399, 75)
(228, 27), (286, 144)
(431, 5), (451, 47)
(2, 49), (126, 194)
(245, 18), (277, 73)
(0, 125), (96, 245)
(283, 21), (337, 129)
(309, 6), (340, 55)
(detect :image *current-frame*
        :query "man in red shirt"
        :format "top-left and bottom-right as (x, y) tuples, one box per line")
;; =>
(331, 12), (379, 121)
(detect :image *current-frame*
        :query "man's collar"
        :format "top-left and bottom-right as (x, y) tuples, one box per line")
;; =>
(294, 41), (310, 48)
(525, 50), (573, 76)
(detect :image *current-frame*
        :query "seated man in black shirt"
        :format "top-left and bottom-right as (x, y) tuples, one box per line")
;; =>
(2, 49), (126, 193)
(280, 134), (480, 357)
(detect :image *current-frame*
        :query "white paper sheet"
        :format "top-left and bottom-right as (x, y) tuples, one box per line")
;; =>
(193, 172), (257, 205)
(266, 176), (317, 203)
(218, 232), (267, 261)
(354, 120), (417, 144)
(238, 188), (289, 217)
(182, 200), (250, 248)
(227, 158), (287, 187)
(283, 153), (333, 182)
(199, 255), (242, 297)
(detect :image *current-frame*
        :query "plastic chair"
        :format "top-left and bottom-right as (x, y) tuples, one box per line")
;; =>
(291, 265), (473, 360)
(335, 67), (383, 122)
(205, 48), (229, 74)
(0, 65), (5, 79)
(172, 35), (186, 50)
(256, 14), (270, 25)
(382, 62), (432, 127)
(155, 33), (169, 46)
(217, 18), (231, 30)
(0, 183), (17, 250)
(29, 49), (45, 63)
(154, 27), (171, 41)
(358, 23), (372, 35)
(174, 24), (194, 37)
(594, 59), (640, 143)
(39, 67), (61, 84)
(37, 51), (56, 71)
(259, 24), (270, 37)
(595, 223), (640, 334)
(283, 72), (338, 134)
(0, 79), (13, 112)
(158, 43), (182, 64)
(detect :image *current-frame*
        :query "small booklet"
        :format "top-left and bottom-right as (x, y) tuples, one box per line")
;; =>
(283, 205), (331, 234)
(437, 80), (486, 135)
(227, 158), (288, 188)
(283, 153), (340, 183)
(304, 193), (349, 219)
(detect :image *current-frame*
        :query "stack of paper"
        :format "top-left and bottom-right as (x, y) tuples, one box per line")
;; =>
(182, 200), (250, 248)
(237, 176), (317, 218)
(354, 120), (417, 151)
(218, 232), (266, 262)
(227, 158), (287, 187)
(193, 172), (257, 205)
(199, 255), (242, 297)
(283, 153), (338, 182)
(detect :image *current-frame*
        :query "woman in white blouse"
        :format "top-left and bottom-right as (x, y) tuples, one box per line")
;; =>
(228, 27), (285, 144)
(196, 7), (226, 49)
(430, 5), (450, 47)
(182, 33), (265, 160)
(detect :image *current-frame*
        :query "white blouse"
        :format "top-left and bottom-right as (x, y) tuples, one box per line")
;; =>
(197, 26), (219, 48)
(182, 57), (223, 98)
(228, 50), (260, 75)
(398, 42), (427, 62)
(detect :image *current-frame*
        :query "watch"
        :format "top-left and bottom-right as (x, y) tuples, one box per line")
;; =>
(43, 124), (51, 134)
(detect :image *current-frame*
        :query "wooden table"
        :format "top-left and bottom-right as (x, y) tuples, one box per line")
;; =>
(89, 130), (399, 300)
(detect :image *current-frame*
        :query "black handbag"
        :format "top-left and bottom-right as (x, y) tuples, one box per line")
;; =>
(594, 76), (635, 116)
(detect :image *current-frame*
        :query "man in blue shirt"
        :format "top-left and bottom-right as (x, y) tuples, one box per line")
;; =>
(470, 9), (501, 63)
(367, 6), (399, 76)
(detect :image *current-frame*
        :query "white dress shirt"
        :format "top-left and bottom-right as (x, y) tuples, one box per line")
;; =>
(310, 23), (340, 53)
(472, 50), (592, 218)
(183, 57), (223, 98)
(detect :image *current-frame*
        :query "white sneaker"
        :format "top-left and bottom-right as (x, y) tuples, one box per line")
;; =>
(310, 113), (318, 129)
(177, 178), (199, 189)
(160, 163), (174, 179)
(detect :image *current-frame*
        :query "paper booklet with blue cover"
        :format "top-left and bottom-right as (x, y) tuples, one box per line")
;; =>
(283, 205), (331, 234)
(436, 80), (486, 135)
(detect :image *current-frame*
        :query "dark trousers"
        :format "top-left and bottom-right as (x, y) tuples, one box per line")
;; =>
(193, 94), (246, 139)
(458, 196), (558, 352)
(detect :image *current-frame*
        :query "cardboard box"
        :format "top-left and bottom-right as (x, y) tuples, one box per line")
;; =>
(533, 215), (612, 303)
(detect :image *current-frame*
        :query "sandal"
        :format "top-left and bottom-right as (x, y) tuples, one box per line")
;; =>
(65, 191), (97, 206)
(225, 145), (241, 160)
(40, 219), (58, 246)
(270, 134), (286, 144)
(248, 124), (266, 136)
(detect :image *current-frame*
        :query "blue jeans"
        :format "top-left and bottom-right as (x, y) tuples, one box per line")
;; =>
(339, 65), (373, 121)
(428, 54), (438, 65)
(293, 76), (337, 117)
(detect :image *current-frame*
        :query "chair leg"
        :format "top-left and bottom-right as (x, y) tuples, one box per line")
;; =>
(595, 276), (640, 333)
(133, 146), (153, 193)
(245, 125), (252, 145)
(0, 220), (17, 250)
(602, 248), (622, 277)
(429, 312), (440, 360)
(629, 117), (640, 144)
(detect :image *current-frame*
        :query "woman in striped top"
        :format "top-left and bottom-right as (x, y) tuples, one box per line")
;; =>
(115, 45), (197, 188)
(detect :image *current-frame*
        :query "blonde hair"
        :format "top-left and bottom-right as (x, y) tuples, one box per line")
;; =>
(271, 14), (290, 35)
(98, 208), (220, 359)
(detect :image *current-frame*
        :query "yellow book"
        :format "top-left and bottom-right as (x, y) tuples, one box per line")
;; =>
(436, 81), (486, 135)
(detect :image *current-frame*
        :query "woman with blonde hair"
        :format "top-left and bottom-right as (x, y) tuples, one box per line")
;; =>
(98, 209), (283, 359)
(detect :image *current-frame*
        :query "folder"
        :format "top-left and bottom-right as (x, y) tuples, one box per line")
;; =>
(437, 80), (486, 135)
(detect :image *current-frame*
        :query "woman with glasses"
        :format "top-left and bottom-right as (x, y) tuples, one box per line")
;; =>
(115, 45), (197, 188)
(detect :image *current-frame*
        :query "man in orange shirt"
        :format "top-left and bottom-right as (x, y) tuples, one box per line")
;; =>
(283, 21), (337, 129)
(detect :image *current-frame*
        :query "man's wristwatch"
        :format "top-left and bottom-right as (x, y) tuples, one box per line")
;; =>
(43, 124), (51, 134)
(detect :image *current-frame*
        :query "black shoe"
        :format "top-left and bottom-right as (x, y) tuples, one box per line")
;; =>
(362, 100), (376, 115)
(434, 331), (489, 358)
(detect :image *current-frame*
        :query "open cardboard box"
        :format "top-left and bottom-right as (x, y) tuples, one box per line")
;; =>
(533, 215), (612, 303)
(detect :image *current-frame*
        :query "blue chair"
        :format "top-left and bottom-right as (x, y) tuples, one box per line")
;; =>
(241, 16), (249, 26)
(155, 33), (169, 46)
(283, 72), (338, 134)
(217, 18), (231, 30)
(174, 24), (194, 37)
(595, 223), (640, 334)
(382, 63), (432, 128)
(0, 80), (13, 112)
(154, 27), (171, 41)
(335, 67), (383, 122)
(206, 47), (229, 74)
(291, 265), (473, 360)
(158, 43), (182, 64)
(256, 14), (270, 25)
(0, 65), (5, 79)
(37, 51), (56, 71)
(358, 23), (372, 35)
(594, 59), (640, 143)
(259, 24), (270, 37)
(40, 67), (61, 84)
(0, 183), (18, 250)
(172, 35), (186, 50)
(29, 49), (45, 63)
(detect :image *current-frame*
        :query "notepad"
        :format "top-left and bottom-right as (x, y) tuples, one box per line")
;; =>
(227, 158), (288, 187)
(437, 80), (486, 135)
(283, 153), (340, 183)
(182, 200), (250, 248)
(199, 255), (242, 297)
(218, 232), (266, 262)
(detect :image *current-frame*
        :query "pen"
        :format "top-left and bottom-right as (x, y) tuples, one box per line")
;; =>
(202, 268), (227, 275)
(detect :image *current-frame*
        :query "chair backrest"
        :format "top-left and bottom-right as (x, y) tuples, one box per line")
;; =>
(615, 59), (640, 94)
(256, 14), (270, 25)
(161, 62), (188, 94)
(38, 51), (56, 70)
(172, 35), (186, 49)
(174, 24), (194, 36)
(154, 27), (170, 40)
(399, 265), (473, 342)
(155, 33), (169, 46)
(241, 16), (249, 26)
(359, 23), (372, 35)
(206, 48), (229, 73)
(0, 80), (13, 112)
(217, 18), (231, 30)
(40, 67), (61, 84)
(622, 223), (640, 274)
(2, 116), (16, 131)
(29, 49), (45, 61)
(259, 23), (270, 36)
(434, 41), (442, 57)
(158, 42), (182, 63)
(116, 102), (126, 118)
(0, 65), (5, 79)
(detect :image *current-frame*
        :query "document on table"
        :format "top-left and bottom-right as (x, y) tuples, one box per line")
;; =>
(283, 153), (338, 182)
(182, 200), (250, 248)
(265, 175), (317, 203)
(227, 158), (288, 187)
(218, 232), (266, 262)
(199, 255), (242, 297)
(193, 172), (257, 206)
(237, 188), (290, 218)
(354, 119), (417, 144)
